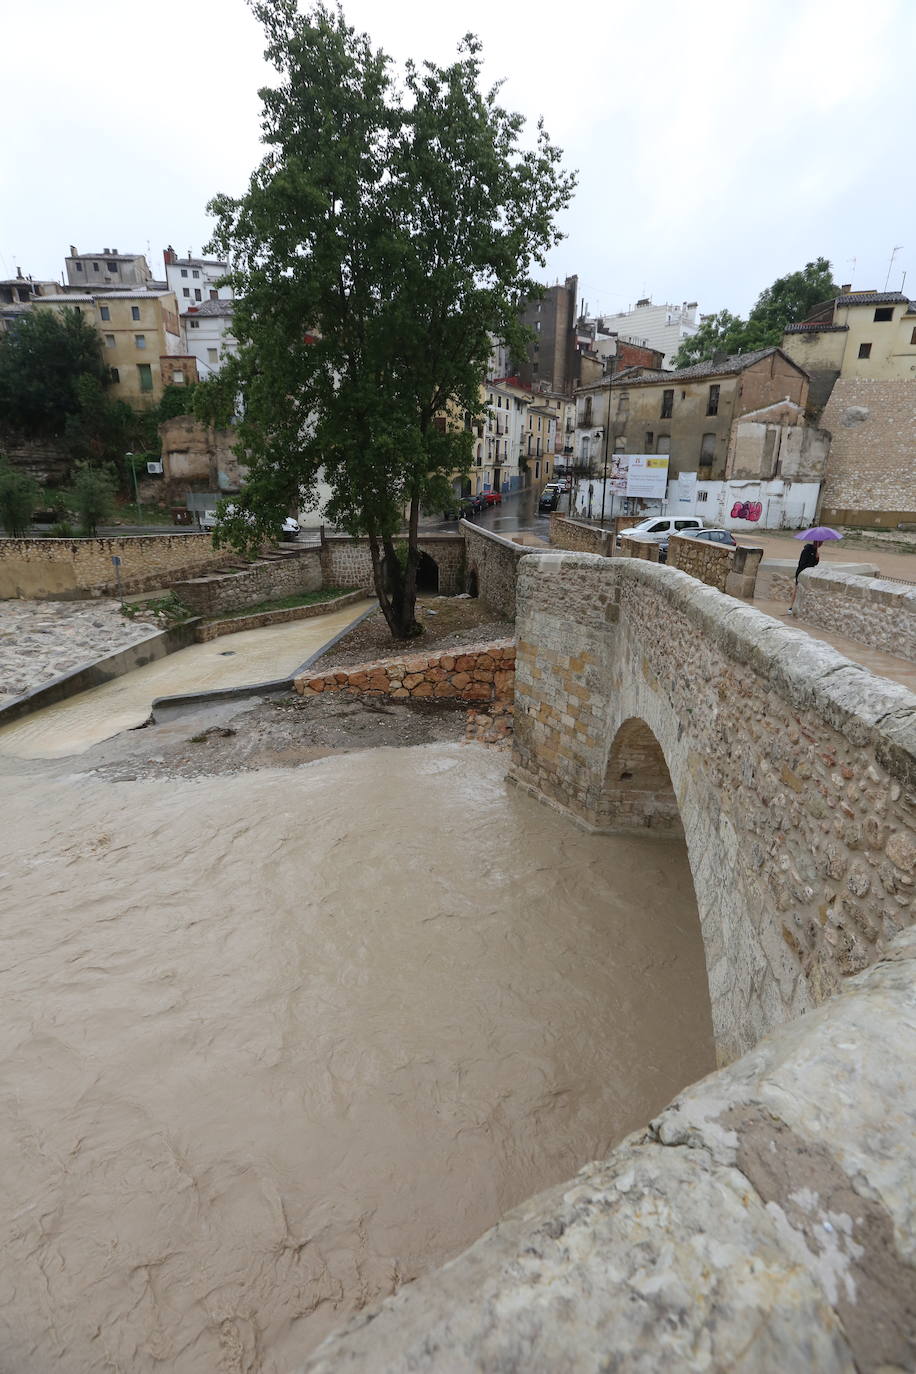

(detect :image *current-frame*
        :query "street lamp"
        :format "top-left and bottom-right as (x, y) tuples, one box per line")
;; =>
(126, 452), (142, 525)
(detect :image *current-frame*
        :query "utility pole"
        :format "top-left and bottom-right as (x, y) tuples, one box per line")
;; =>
(599, 378), (612, 527)
(884, 246), (903, 293)
(126, 451), (142, 525)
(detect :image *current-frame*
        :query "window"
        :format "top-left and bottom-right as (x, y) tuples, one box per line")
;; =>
(99, 305), (110, 321)
(192, 269), (200, 279)
(697, 490), (709, 503)
(858, 342), (872, 359)
(583, 397), (593, 425)
(109, 367), (120, 383)
(209, 290), (218, 301)
(707, 383), (720, 416)
(183, 287), (190, 298)
(534, 461), (540, 479)
(181, 268), (188, 278)
(135, 334), (146, 349)
(189, 319), (199, 329)
(75, 261), (83, 272)
(874, 307), (893, 322)
(661, 389), (674, 418)
(535, 320), (541, 332)
(131, 305), (140, 321)
(106, 260), (117, 272)
(104, 334), (115, 348)
(137, 363), (153, 392)
(207, 348), (218, 363)
(172, 370), (185, 385)
(645, 431), (654, 450)
(700, 433), (716, 466)
(911, 328), (916, 345)
(93, 262), (99, 272)
(194, 289), (201, 301)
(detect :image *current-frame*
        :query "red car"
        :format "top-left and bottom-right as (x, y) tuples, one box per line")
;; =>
(482, 490), (502, 506)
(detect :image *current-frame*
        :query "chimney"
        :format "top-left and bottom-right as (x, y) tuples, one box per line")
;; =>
(840, 283), (851, 293)
(69, 245), (77, 257)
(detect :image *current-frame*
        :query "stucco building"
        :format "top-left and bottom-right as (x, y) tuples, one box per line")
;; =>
(573, 348), (829, 529)
(782, 289), (916, 408)
(515, 276), (582, 395)
(64, 247), (154, 290)
(589, 298), (700, 369)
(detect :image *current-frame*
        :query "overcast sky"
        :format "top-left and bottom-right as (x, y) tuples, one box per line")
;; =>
(3, 0), (914, 320)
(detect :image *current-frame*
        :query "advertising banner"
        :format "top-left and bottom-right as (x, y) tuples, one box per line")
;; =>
(626, 454), (669, 499)
(677, 472), (697, 507)
(608, 452), (629, 495)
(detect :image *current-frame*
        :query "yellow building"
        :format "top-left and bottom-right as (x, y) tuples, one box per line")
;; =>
(33, 290), (192, 407)
(782, 290), (916, 409)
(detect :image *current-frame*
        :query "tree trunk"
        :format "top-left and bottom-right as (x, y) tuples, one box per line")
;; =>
(367, 514), (423, 641)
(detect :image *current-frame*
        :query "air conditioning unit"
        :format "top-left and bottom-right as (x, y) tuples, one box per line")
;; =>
(147, 461), (163, 475)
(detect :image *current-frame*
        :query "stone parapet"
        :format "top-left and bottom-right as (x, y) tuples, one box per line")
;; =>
(319, 534), (466, 597)
(461, 522), (530, 617)
(668, 533), (763, 598)
(548, 513), (615, 557)
(796, 567), (916, 663)
(755, 559), (878, 603)
(300, 926), (916, 1374)
(615, 534), (660, 562)
(173, 546), (322, 616)
(295, 639), (515, 708)
(0, 533), (232, 600)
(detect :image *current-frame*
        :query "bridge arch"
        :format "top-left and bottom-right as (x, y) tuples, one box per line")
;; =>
(598, 716), (682, 835)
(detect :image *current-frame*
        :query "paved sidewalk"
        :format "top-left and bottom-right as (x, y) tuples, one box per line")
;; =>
(0, 598), (374, 760)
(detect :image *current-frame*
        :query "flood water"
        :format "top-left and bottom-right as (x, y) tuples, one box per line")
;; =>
(0, 744), (714, 1372)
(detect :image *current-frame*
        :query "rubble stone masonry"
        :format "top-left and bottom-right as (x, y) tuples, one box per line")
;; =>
(0, 534), (232, 600)
(294, 640), (515, 710)
(548, 513), (615, 557)
(819, 377), (916, 524)
(796, 566), (916, 663)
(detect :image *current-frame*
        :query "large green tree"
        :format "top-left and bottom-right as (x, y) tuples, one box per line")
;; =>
(0, 309), (109, 440)
(673, 258), (839, 368)
(197, 0), (575, 639)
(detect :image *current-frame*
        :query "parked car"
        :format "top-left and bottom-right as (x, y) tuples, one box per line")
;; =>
(617, 516), (705, 543)
(658, 527), (736, 564)
(443, 496), (480, 521)
(280, 517), (301, 540)
(538, 487), (560, 512)
(482, 490), (502, 506)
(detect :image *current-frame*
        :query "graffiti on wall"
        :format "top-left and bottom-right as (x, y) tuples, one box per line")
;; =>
(731, 500), (763, 522)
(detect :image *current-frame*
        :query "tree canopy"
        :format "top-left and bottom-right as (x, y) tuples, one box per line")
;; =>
(197, 0), (575, 637)
(0, 309), (109, 440)
(673, 258), (839, 368)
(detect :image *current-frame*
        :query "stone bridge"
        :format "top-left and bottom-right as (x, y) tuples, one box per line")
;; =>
(509, 552), (915, 1062)
(301, 552), (916, 1373)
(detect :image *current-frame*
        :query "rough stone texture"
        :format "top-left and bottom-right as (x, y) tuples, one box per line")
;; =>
(461, 521), (531, 618)
(668, 532), (764, 598)
(756, 560), (879, 604)
(548, 513), (615, 557)
(0, 598), (158, 705)
(295, 640), (515, 707)
(299, 928), (916, 1374)
(173, 546), (323, 616)
(0, 534), (232, 600)
(193, 589), (365, 642)
(158, 414), (245, 502)
(614, 534), (660, 562)
(819, 377), (916, 525)
(795, 567), (916, 663)
(319, 534), (465, 596)
(508, 553), (916, 1061)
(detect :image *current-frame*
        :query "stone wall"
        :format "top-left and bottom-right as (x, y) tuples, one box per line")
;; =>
(172, 546), (323, 616)
(796, 567), (916, 663)
(509, 552), (916, 1062)
(461, 522), (530, 618)
(300, 925), (916, 1374)
(194, 589), (366, 642)
(756, 559), (878, 604)
(0, 533), (231, 600)
(614, 534), (660, 562)
(819, 377), (916, 524)
(319, 534), (466, 597)
(294, 640), (515, 709)
(668, 533), (764, 598)
(548, 513), (615, 557)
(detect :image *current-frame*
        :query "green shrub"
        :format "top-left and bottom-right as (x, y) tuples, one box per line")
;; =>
(69, 465), (116, 537)
(0, 460), (38, 538)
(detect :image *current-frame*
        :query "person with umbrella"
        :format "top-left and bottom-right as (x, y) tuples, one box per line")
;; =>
(787, 526), (843, 614)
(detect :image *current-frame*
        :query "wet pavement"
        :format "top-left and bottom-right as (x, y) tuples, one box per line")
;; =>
(424, 486), (565, 539)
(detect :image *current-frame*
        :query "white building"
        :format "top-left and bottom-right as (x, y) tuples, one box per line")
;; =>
(183, 298), (237, 379)
(163, 246), (232, 308)
(587, 299), (700, 369)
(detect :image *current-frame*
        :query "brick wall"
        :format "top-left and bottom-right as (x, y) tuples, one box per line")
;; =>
(0, 534), (232, 600)
(509, 551), (916, 1062)
(819, 378), (916, 523)
(796, 567), (916, 663)
(173, 547), (323, 616)
(667, 534), (763, 597)
(319, 534), (466, 595)
(549, 513), (615, 557)
(461, 522), (530, 617)
(295, 640), (515, 708)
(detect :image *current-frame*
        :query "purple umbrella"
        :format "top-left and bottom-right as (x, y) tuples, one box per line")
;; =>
(794, 526), (843, 541)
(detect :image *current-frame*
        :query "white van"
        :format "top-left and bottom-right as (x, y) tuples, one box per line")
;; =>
(617, 516), (705, 544)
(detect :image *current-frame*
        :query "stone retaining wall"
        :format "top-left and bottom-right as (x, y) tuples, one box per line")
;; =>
(0, 533), (231, 600)
(319, 534), (465, 596)
(461, 522), (530, 618)
(614, 534), (661, 562)
(172, 547), (323, 616)
(300, 925), (916, 1374)
(548, 513), (615, 557)
(668, 533), (764, 598)
(194, 589), (365, 642)
(796, 567), (916, 663)
(294, 639), (515, 708)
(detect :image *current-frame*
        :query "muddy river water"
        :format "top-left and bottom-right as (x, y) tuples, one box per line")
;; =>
(0, 743), (714, 1372)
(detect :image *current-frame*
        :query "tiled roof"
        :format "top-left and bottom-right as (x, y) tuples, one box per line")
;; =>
(184, 299), (234, 317)
(835, 291), (910, 307)
(607, 347), (799, 386)
(784, 322), (848, 333)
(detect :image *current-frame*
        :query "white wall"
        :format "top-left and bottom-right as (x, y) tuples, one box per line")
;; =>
(572, 475), (822, 530)
(184, 313), (236, 378)
(165, 259), (231, 309)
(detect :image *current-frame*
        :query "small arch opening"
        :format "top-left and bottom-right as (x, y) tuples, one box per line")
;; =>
(466, 566), (479, 598)
(598, 717), (682, 835)
(415, 550), (439, 593)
